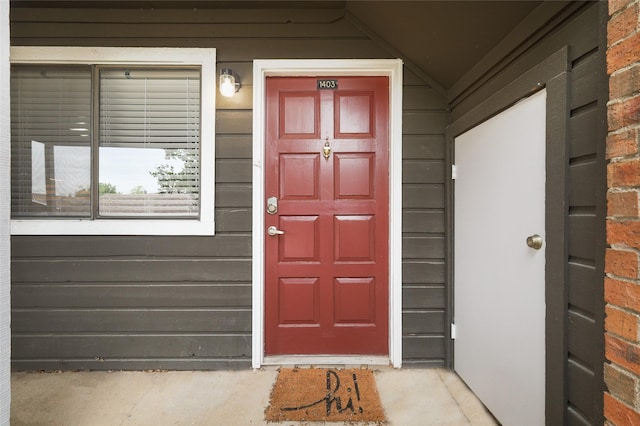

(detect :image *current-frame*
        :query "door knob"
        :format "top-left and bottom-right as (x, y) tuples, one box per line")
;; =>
(267, 226), (284, 236)
(526, 234), (543, 250)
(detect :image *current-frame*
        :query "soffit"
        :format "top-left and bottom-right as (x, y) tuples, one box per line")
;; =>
(345, 1), (541, 88)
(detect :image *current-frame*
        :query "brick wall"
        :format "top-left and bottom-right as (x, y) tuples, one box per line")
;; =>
(605, 0), (640, 424)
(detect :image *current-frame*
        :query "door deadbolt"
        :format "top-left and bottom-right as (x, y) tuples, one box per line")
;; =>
(266, 196), (278, 215)
(526, 234), (543, 250)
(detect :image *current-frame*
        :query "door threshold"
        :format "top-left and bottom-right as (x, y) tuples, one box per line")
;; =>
(262, 355), (391, 368)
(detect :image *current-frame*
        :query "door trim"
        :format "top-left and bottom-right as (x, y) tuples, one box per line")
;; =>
(251, 59), (403, 368)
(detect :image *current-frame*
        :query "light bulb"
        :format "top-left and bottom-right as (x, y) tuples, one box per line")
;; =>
(219, 70), (236, 97)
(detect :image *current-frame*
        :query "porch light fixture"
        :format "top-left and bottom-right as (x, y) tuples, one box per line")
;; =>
(219, 68), (239, 97)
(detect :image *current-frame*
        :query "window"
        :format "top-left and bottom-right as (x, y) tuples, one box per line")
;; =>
(10, 47), (216, 235)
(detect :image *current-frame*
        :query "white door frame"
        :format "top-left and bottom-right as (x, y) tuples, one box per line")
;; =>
(251, 59), (403, 368)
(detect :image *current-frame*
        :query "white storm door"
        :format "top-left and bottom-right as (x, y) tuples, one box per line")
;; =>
(454, 89), (546, 426)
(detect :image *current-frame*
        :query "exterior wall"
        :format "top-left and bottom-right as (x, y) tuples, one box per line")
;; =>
(9, 5), (449, 369)
(604, 0), (640, 423)
(448, 3), (607, 424)
(401, 72), (448, 367)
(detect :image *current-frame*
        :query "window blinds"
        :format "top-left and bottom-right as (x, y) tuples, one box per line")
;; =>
(98, 69), (201, 217)
(10, 66), (202, 218)
(10, 66), (92, 217)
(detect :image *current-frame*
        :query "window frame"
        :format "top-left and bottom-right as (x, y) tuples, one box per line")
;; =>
(10, 47), (216, 236)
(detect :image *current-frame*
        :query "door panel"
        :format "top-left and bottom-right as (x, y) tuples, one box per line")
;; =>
(279, 216), (319, 261)
(335, 92), (374, 137)
(280, 154), (320, 199)
(265, 76), (389, 355)
(334, 277), (375, 323)
(280, 92), (319, 138)
(334, 215), (375, 261)
(278, 278), (319, 325)
(454, 90), (546, 425)
(335, 153), (375, 198)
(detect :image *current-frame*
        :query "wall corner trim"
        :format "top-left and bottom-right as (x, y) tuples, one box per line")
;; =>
(0, 0), (11, 422)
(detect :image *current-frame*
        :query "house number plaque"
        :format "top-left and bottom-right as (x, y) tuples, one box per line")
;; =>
(317, 79), (338, 89)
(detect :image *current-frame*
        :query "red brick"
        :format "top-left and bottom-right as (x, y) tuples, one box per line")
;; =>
(608, 220), (640, 249)
(605, 363), (640, 406)
(607, 305), (640, 340)
(605, 277), (640, 311)
(608, 95), (640, 132)
(605, 392), (640, 425)
(609, 3), (640, 47)
(606, 248), (640, 279)
(606, 334), (640, 375)
(608, 191), (640, 217)
(608, 32), (640, 75)
(611, 65), (640, 100)
(608, 158), (640, 187)
(610, 0), (634, 17)
(607, 128), (640, 159)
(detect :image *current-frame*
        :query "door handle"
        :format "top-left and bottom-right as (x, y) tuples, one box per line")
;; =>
(526, 234), (543, 250)
(267, 226), (284, 236)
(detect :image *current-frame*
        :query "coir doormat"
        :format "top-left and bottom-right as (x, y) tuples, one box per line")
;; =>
(265, 368), (386, 423)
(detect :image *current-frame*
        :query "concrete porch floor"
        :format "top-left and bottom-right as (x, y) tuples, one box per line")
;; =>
(11, 368), (498, 425)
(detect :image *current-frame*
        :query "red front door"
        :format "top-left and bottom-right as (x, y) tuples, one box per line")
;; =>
(264, 76), (389, 355)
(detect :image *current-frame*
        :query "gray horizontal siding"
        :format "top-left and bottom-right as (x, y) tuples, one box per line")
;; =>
(12, 259), (252, 283)
(12, 335), (250, 359)
(11, 358), (253, 371)
(569, 262), (597, 315)
(403, 161), (445, 184)
(568, 310), (597, 371)
(10, 4), (449, 370)
(568, 359), (597, 424)
(403, 211), (444, 233)
(402, 79), (447, 367)
(12, 284), (253, 308)
(402, 336), (444, 360)
(568, 214), (597, 262)
(11, 358), (251, 371)
(403, 261), (445, 284)
(403, 311), (445, 334)
(12, 235), (251, 258)
(403, 236), (445, 259)
(403, 112), (448, 135)
(10, 8), (347, 24)
(12, 310), (251, 333)
(570, 108), (599, 159)
(402, 185), (445, 209)
(565, 30), (604, 419)
(403, 286), (445, 310)
(215, 209), (251, 232)
(11, 20), (363, 39)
